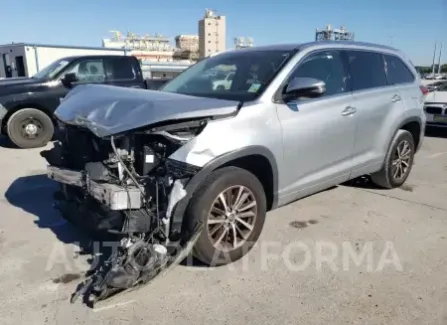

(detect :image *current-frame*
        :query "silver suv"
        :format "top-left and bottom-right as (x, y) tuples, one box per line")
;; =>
(42, 41), (426, 304)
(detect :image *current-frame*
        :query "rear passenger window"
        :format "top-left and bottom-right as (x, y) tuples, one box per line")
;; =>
(347, 51), (387, 91)
(384, 55), (415, 84)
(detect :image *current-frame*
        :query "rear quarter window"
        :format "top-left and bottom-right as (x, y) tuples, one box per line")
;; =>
(384, 55), (415, 85)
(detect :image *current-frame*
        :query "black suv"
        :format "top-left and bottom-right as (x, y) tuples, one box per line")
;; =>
(0, 55), (146, 148)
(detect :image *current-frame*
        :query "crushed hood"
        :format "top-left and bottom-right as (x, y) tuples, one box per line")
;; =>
(55, 84), (240, 138)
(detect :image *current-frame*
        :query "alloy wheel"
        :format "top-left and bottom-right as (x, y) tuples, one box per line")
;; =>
(392, 140), (412, 180)
(207, 185), (257, 252)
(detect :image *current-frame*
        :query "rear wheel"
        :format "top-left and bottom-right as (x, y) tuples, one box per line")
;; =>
(185, 166), (267, 266)
(371, 129), (415, 189)
(6, 108), (54, 149)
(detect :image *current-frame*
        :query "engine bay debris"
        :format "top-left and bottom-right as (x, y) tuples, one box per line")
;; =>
(41, 120), (206, 307)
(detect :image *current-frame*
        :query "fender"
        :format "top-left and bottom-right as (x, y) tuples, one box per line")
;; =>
(169, 145), (279, 239)
(397, 115), (424, 152)
(376, 115), (423, 171)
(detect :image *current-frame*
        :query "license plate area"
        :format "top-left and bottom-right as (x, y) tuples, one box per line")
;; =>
(433, 115), (447, 123)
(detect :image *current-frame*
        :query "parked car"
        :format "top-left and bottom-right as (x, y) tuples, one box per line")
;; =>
(212, 71), (235, 90)
(41, 41), (426, 305)
(426, 81), (447, 92)
(0, 55), (149, 149)
(424, 81), (447, 128)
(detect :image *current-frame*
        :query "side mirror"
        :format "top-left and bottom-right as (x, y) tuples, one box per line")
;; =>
(283, 77), (326, 101)
(61, 73), (78, 87)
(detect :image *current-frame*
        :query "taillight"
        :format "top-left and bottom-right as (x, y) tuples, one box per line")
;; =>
(420, 85), (429, 95)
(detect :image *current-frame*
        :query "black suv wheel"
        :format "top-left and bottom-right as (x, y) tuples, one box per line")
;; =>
(6, 108), (54, 149)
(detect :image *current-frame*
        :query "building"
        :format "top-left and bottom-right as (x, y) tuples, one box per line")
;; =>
(198, 9), (226, 58)
(102, 31), (176, 62)
(175, 35), (199, 52)
(0, 43), (125, 78)
(315, 25), (354, 41)
(234, 37), (254, 49)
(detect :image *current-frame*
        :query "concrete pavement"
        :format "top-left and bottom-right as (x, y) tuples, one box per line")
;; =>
(0, 129), (446, 325)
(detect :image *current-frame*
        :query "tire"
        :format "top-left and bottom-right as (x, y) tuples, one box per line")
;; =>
(216, 85), (225, 91)
(6, 108), (54, 149)
(370, 129), (415, 189)
(185, 166), (267, 266)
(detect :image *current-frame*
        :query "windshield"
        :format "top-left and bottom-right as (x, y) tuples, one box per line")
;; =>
(161, 50), (294, 101)
(32, 58), (71, 80)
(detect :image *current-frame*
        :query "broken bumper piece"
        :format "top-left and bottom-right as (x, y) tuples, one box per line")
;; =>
(47, 166), (143, 210)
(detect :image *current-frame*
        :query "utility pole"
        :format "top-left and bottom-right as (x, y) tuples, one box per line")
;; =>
(437, 43), (443, 75)
(432, 42), (437, 75)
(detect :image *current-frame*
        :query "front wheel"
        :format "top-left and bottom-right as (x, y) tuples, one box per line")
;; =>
(185, 166), (267, 266)
(371, 129), (415, 189)
(6, 108), (54, 149)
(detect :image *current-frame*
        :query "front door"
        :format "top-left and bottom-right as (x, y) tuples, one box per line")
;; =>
(48, 57), (107, 111)
(275, 50), (357, 202)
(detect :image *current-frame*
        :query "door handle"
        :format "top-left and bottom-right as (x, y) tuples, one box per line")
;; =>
(392, 94), (402, 102)
(341, 106), (357, 116)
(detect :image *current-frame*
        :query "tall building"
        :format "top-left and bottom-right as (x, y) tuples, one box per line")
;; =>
(198, 9), (226, 58)
(175, 35), (199, 52)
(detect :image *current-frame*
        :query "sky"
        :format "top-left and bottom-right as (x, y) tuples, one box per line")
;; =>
(1, 0), (446, 66)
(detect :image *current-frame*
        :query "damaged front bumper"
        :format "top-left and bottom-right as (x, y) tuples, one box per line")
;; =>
(0, 103), (7, 135)
(48, 166), (143, 210)
(41, 106), (223, 306)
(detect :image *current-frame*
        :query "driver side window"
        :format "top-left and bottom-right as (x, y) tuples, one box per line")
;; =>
(287, 50), (347, 97)
(62, 59), (106, 83)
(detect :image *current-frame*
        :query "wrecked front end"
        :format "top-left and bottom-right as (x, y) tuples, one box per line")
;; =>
(41, 85), (240, 306)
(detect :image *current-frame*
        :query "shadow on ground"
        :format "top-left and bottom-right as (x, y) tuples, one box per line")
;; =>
(4, 173), (115, 273)
(342, 175), (381, 190)
(4, 173), (207, 273)
(0, 136), (16, 149)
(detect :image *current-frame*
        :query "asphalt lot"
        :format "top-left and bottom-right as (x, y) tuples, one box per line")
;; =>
(0, 129), (446, 325)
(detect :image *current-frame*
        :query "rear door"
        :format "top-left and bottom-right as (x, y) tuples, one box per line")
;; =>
(346, 50), (406, 177)
(103, 56), (144, 88)
(383, 54), (420, 111)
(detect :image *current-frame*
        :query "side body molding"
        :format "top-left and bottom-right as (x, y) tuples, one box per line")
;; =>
(169, 145), (280, 239)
